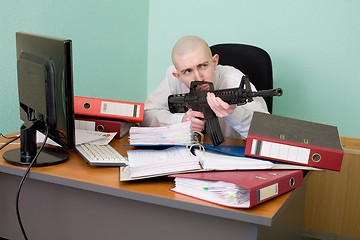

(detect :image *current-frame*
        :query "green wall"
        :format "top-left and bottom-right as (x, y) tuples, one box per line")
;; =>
(147, 0), (360, 138)
(1, 0), (359, 139)
(0, 0), (149, 135)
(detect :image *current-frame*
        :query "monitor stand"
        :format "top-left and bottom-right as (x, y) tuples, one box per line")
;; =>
(2, 123), (69, 167)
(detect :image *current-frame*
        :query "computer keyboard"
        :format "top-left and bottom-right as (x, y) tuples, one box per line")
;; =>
(76, 143), (127, 166)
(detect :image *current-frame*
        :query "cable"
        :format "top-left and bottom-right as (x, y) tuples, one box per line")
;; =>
(0, 135), (21, 151)
(15, 124), (50, 240)
(0, 133), (20, 139)
(1, 133), (19, 138)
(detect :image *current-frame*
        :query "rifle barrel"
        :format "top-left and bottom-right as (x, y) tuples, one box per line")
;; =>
(247, 88), (283, 98)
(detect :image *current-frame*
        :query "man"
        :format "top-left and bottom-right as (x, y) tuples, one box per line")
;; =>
(142, 36), (268, 139)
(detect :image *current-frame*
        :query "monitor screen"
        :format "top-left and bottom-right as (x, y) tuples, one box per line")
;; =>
(3, 32), (75, 166)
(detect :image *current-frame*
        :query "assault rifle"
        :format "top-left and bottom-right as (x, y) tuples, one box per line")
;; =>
(168, 75), (283, 146)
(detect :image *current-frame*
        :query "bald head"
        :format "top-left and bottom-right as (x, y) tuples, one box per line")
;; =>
(170, 36), (219, 88)
(171, 36), (213, 67)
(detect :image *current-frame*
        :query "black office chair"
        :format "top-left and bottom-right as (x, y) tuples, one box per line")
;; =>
(210, 43), (274, 113)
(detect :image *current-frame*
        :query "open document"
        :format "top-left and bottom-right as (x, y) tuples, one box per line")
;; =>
(120, 146), (274, 181)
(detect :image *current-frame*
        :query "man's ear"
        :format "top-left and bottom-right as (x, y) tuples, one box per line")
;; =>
(172, 71), (180, 79)
(212, 54), (219, 69)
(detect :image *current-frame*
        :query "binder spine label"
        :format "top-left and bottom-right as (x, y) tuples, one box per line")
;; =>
(75, 119), (96, 130)
(257, 183), (278, 202)
(251, 139), (310, 164)
(101, 101), (139, 117)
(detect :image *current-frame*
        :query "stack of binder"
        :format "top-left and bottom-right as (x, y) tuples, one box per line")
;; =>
(74, 96), (144, 138)
(166, 112), (344, 209)
(119, 111), (344, 209)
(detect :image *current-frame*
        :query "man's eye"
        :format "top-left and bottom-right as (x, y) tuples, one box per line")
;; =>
(200, 64), (207, 69)
(184, 69), (191, 74)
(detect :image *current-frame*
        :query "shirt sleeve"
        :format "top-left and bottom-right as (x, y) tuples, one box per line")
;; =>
(142, 66), (186, 127)
(225, 95), (268, 138)
(216, 66), (269, 138)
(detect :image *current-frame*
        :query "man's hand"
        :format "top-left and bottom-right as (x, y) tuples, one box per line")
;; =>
(181, 109), (205, 132)
(206, 92), (236, 118)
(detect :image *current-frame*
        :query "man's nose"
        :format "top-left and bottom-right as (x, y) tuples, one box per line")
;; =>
(193, 70), (202, 81)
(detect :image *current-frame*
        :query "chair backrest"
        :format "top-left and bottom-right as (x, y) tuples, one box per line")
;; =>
(210, 43), (274, 113)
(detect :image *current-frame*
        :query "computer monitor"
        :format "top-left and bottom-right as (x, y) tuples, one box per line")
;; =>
(3, 32), (75, 167)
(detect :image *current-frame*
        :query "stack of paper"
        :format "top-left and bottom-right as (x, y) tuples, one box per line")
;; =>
(120, 144), (321, 181)
(127, 146), (201, 178)
(173, 177), (250, 207)
(129, 121), (193, 146)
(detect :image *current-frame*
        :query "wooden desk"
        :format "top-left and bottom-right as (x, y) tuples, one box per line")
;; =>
(0, 135), (307, 240)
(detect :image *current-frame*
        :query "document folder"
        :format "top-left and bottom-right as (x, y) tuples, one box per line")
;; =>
(75, 116), (135, 138)
(245, 112), (344, 171)
(169, 170), (303, 208)
(74, 96), (144, 123)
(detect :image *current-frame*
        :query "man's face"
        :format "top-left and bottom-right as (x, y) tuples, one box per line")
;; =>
(172, 47), (219, 90)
